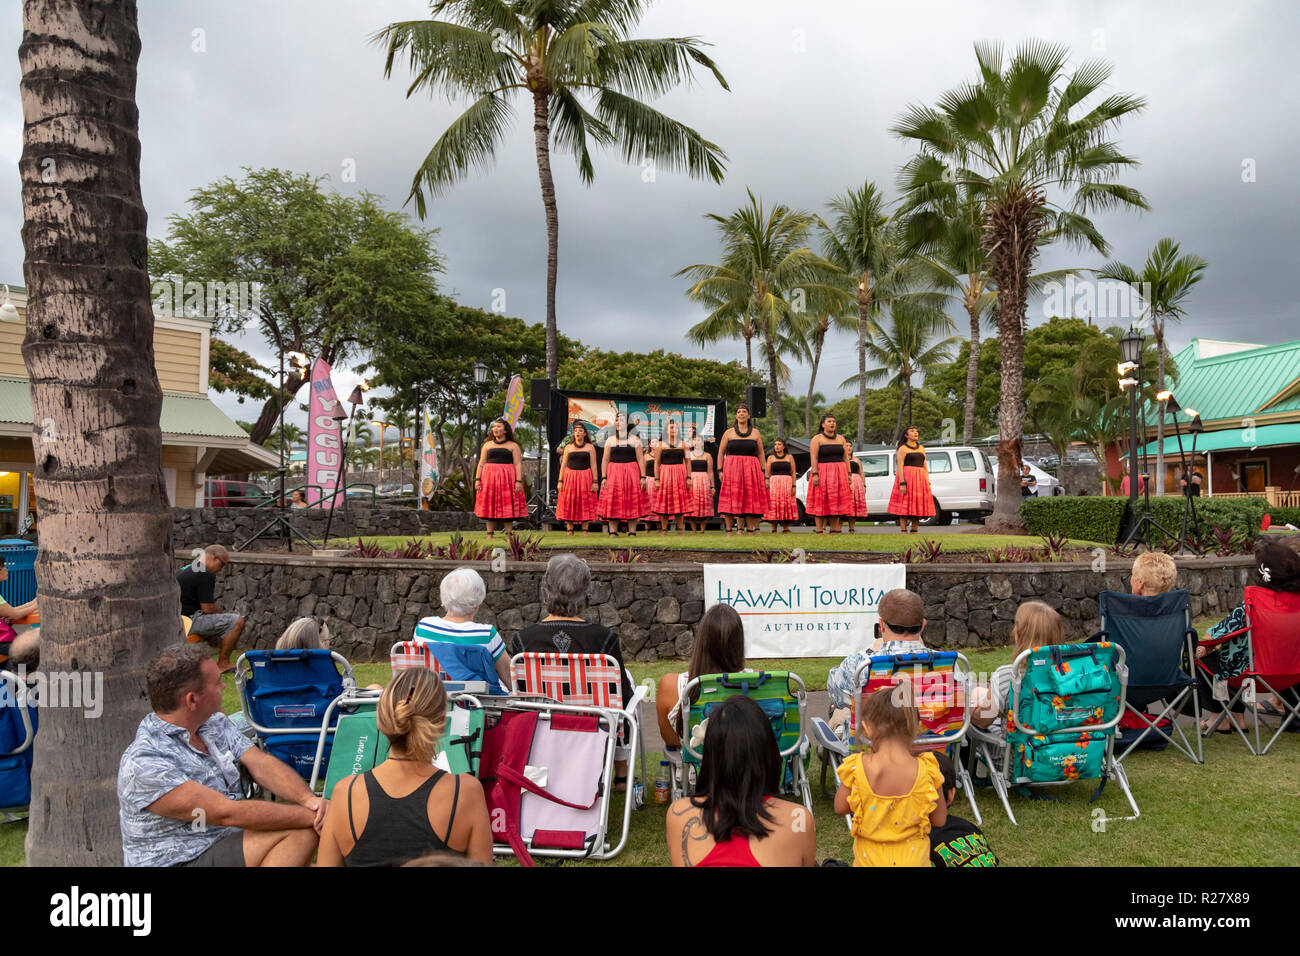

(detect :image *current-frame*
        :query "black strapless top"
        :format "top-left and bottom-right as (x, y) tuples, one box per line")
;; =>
(771, 459), (793, 475)
(660, 448), (685, 466)
(565, 450), (591, 470)
(690, 459), (709, 473)
(728, 438), (758, 458)
(817, 443), (845, 463)
(849, 459), (862, 474)
(645, 458), (656, 476)
(485, 446), (513, 464)
(903, 451), (925, 468)
(609, 445), (637, 463)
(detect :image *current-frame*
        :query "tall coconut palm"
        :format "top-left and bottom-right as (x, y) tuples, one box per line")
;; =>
(896, 163), (1078, 444)
(19, 0), (177, 864)
(800, 310), (855, 438)
(819, 183), (940, 448)
(894, 40), (1149, 530)
(677, 189), (847, 439)
(846, 304), (959, 442)
(376, 1), (729, 385)
(685, 293), (757, 382)
(1097, 239), (1207, 493)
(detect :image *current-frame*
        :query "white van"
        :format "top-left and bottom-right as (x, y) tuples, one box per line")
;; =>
(795, 445), (997, 525)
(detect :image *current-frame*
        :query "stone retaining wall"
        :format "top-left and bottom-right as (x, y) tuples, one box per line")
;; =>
(194, 552), (1255, 663)
(172, 507), (478, 551)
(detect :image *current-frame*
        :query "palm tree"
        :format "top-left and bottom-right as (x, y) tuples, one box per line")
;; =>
(801, 310), (852, 437)
(1097, 239), (1207, 493)
(819, 183), (940, 448)
(847, 304), (960, 442)
(375, 1), (729, 384)
(894, 41), (1149, 531)
(19, 0), (176, 864)
(685, 294), (757, 381)
(896, 165), (1077, 444)
(677, 189), (847, 439)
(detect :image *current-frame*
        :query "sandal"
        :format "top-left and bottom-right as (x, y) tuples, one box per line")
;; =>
(1200, 719), (1235, 735)
(1257, 702), (1286, 719)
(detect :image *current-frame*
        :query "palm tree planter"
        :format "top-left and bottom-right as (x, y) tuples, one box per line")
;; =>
(376, 0), (730, 384)
(894, 41), (1149, 531)
(19, 0), (178, 864)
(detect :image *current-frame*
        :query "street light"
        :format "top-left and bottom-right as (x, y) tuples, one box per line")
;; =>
(473, 362), (489, 447)
(1119, 327), (1145, 507)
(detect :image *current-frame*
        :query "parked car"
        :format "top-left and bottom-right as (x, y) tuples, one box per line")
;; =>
(795, 445), (996, 525)
(377, 483), (416, 498)
(204, 479), (272, 507)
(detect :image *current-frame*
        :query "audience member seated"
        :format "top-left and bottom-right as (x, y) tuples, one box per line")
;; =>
(826, 588), (928, 735)
(656, 604), (745, 748)
(929, 751), (998, 867)
(414, 568), (511, 691)
(1196, 541), (1300, 734)
(971, 601), (1064, 741)
(516, 554), (635, 705)
(666, 695), (816, 867)
(833, 685), (944, 867)
(117, 643), (322, 867)
(0, 555), (38, 668)
(178, 544), (245, 673)
(275, 617), (381, 691)
(317, 668), (492, 866)
(1129, 551), (1177, 597)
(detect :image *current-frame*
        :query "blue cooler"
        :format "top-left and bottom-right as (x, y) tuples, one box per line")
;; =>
(0, 540), (36, 607)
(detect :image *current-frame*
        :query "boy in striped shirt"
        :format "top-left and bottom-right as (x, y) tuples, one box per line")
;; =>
(414, 568), (511, 691)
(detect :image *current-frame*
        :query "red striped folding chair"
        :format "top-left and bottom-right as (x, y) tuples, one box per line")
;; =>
(390, 641), (449, 679)
(510, 652), (647, 804)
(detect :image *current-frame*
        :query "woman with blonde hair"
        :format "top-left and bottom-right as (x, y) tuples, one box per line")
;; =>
(275, 617), (331, 651)
(971, 601), (1065, 734)
(317, 668), (493, 866)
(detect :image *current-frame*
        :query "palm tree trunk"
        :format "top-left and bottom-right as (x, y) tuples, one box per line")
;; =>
(1154, 321), (1166, 495)
(983, 188), (1045, 533)
(963, 290), (981, 445)
(805, 325), (825, 438)
(744, 329), (753, 381)
(894, 384), (905, 443)
(765, 337), (785, 439)
(856, 277), (871, 451)
(20, 0), (178, 865)
(532, 90), (559, 385)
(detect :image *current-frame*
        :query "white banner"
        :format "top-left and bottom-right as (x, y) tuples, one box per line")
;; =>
(703, 563), (907, 658)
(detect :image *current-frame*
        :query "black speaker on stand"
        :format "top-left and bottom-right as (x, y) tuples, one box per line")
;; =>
(527, 378), (553, 529)
(745, 384), (767, 418)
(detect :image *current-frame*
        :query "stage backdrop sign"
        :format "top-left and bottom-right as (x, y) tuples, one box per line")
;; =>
(703, 563), (907, 658)
(306, 358), (343, 507)
(566, 396), (716, 444)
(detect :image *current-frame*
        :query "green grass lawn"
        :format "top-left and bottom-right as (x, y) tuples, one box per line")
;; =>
(346, 529), (1104, 556)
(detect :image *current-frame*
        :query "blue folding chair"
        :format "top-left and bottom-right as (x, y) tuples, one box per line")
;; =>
(1093, 590), (1201, 764)
(0, 670), (36, 821)
(394, 640), (508, 694)
(235, 649), (355, 790)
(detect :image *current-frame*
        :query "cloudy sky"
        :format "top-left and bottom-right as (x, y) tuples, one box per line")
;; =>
(2, 0), (1296, 431)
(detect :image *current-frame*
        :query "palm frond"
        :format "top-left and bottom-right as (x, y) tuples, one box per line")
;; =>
(595, 88), (727, 182)
(406, 92), (516, 216)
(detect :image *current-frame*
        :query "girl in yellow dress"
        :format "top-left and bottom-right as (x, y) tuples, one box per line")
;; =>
(834, 686), (945, 866)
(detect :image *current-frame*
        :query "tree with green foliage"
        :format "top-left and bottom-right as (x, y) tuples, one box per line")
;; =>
(1097, 238), (1207, 493)
(847, 304), (959, 443)
(560, 348), (750, 408)
(208, 338), (275, 406)
(678, 189), (847, 439)
(149, 168), (444, 445)
(375, 0), (729, 385)
(822, 388), (949, 447)
(894, 41), (1149, 530)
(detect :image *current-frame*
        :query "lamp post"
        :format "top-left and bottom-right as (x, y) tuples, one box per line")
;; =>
(1119, 328), (1144, 506)
(473, 361), (489, 447)
(322, 381), (369, 549)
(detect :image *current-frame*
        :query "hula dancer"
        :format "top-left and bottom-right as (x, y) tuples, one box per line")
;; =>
(887, 426), (936, 533)
(763, 437), (799, 533)
(556, 421), (599, 535)
(640, 432), (659, 533)
(716, 403), (766, 535)
(686, 434), (715, 533)
(473, 418), (527, 535)
(653, 418), (691, 535)
(807, 415), (852, 534)
(598, 413), (646, 536)
(848, 456), (869, 532)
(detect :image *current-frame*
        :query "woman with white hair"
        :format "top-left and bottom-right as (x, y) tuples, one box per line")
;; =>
(413, 567), (510, 690)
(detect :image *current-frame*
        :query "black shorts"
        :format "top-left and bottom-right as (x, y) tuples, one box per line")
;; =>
(179, 830), (245, 868)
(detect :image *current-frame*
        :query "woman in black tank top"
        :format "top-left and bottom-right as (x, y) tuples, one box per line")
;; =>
(317, 669), (492, 865)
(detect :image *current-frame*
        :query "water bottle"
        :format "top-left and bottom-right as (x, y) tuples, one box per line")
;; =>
(654, 760), (670, 804)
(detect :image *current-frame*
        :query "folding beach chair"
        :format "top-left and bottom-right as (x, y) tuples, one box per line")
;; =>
(392, 639), (507, 694)
(510, 652), (647, 804)
(968, 642), (1137, 825)
(809, 651), (979, 825)
(476, 695), (634, 864)
(673, 670), (812, 812)
(1196, 586), (1300, 756)
(0, 670), (37, 822)
(1092, 589), (1201, 764)
(315, 685), (486, 794)
(235, 649), (357, 789)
